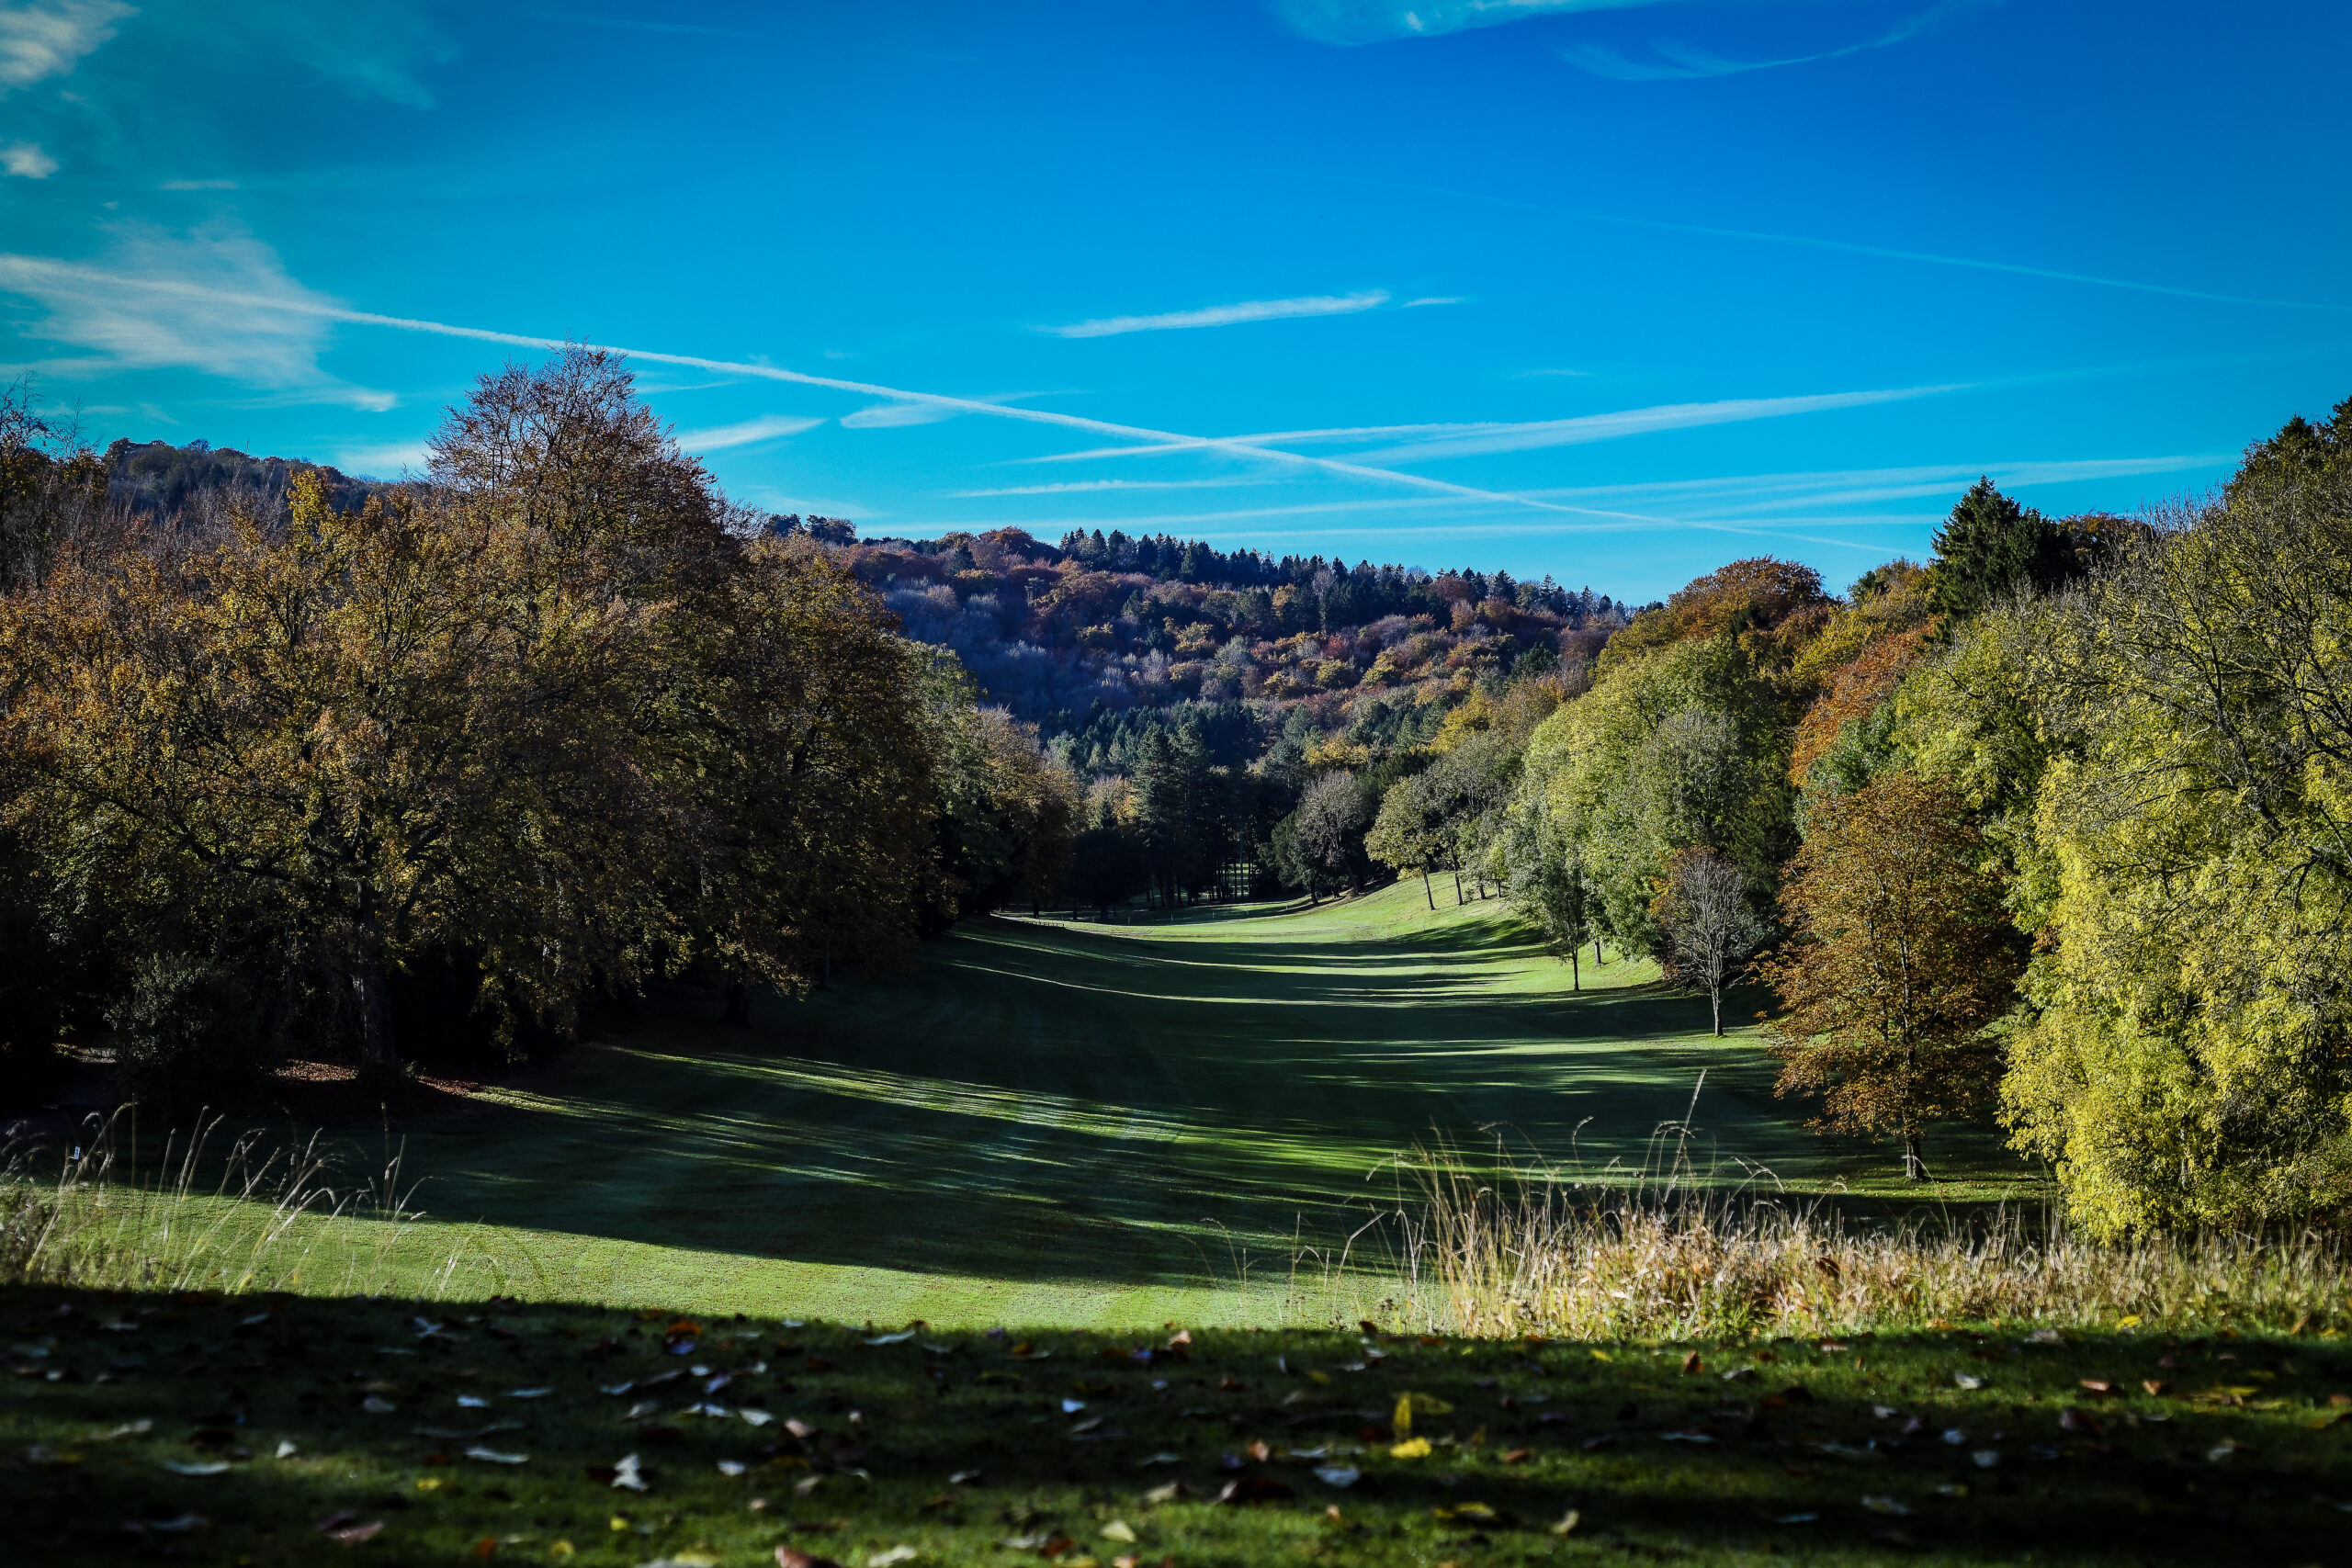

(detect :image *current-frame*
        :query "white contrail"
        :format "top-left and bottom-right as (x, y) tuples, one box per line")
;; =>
(0, 254), (1654, 523)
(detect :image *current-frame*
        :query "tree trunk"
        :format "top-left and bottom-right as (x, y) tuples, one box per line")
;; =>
(1904, 1129), (1932, 1181)
(1569, 946), (1579, 993)
(1595, 935), (1604, 968)
(1420, 869), (1434, 910)
(1452, 871), (1464, 905)
(351, 937), (397, 1083)
(1709, 982), (1723, 1036)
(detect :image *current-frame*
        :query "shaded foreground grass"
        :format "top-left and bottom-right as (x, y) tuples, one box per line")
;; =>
(3, 1283), (2344, 1567)
(302, 883), (2030, 1325)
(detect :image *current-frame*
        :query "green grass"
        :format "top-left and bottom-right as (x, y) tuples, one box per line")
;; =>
(195, 880), (2036, 1328)
(3, 1282), (2343, 1566)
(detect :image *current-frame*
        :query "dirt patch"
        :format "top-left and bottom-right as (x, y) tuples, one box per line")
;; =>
(240, 1059), (490, 1126)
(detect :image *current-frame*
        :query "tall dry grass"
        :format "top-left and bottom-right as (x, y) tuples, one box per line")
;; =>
(1396, 1170), (2348, 1341)
(0, 1108), (509, 1299)
(1301, 1083), (2351, 1340)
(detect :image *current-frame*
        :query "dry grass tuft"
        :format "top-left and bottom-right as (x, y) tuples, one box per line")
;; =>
(0, 1108), (506, 1299)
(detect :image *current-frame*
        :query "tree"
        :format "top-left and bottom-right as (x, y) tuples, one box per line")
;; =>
(1366, 771), (1452, 909)
(0, 347), (935, 1076)
(1923, 479), (2118, 624)
(2002, 436), (2352, 1232)
(1500, 799), (1597, 988)
(1651, 847), (1766, 1038)
(1758, 774), (2018, 1180)
(1286, 771), (1374, 896)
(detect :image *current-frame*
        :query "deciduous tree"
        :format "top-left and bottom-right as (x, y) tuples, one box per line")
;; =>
(1758, 773), (2018, 1179)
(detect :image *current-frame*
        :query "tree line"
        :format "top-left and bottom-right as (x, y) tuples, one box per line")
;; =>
(1335, 401), (2352, 1236)
(0, 352), (1077, 1104)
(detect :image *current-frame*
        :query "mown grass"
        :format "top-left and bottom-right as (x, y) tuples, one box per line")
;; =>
(181, 882), (2032, 1325)
(3, 1283), (2343, 1567)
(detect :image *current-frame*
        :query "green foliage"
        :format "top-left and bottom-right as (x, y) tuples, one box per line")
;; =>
(1517, 636), (1793, 956)
(2003, 456), (2352, 1235)
(107, 952), (267, 1109)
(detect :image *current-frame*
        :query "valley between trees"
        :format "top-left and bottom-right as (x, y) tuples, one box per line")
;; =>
(322, 882), (2009, 1328)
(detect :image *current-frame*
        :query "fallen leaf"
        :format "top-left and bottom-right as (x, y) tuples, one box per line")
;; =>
(507, 1387), (553, 1399)
(1314, 1465), (1361, 1488)
(159, 1459), (231, 1476)
(1954, 1373), (1984, 1391)
(1551, 1509), (1581, 1536)
(1760, 1513), (1818, 1526)
(362, 1397), (397, 1414)
(1681, 1351), (1704, 1374)
(2143, 1380), (2171, 1396)
(325, 1521), (385, 1545)
(1100, 1520), (1136, 1543)
(1499, 1448), (1531, 1464)
(464, 1447), (529, 1465)
(1389, 1437), (1431, 1459)
(1860, 1495), (1912, 1517)
(864, 1331), (917, 1347)
(865, 1549), (918, 1566)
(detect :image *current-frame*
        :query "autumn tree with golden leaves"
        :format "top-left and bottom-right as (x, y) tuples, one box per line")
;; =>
(1757, 773), (2022, 1180)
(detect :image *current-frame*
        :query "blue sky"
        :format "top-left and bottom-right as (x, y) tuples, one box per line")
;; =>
(0, 0), (2345, 600)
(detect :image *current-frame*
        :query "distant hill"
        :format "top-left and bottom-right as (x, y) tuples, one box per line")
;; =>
(796, 516), (1636, 773)
(103, 437), (386, 524)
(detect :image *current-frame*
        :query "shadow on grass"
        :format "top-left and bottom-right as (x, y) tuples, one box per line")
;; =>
(0, 1284), (2324, 1568)
(232, 894), (2040, 1296)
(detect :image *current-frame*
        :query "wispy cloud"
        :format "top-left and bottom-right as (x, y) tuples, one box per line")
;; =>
(1512, 367), (1592, 378)
(1527, 455), (2229, 513)
(1359, 387), (1959, 462)
(1032, 388), (1961, 467)
(840, 399), (966, 428)
(1560, 39), (1820, 80)
(1272, 0), (1664, 48)
(159, 177), (239, 191)
(1046, 289), (1389, 339)
(2, 141), (56, 177)
(0, 254), (1799, 528)
(0, 0), (131, 91)
(336, 438), (432, 477)
(0, 225), (398, 410)
(675, 413), (823, 453)
(949, 477), (1276, 498)
(1560, 0), (1988, 81)
(1402, 295), (1465, 308)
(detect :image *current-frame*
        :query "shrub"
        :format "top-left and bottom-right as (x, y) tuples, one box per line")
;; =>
(108, 953), (265, 1110)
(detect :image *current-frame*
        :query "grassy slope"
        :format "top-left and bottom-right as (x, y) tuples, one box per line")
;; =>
(257, 882), (2030, 1328)
(2, 1284), (2340, 1567)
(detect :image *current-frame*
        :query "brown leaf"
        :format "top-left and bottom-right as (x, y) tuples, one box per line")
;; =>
(1500, 1448), (1532, 1464)
(775, 1548), (844, 1568)
(2057, 1407), (2103, 1436)
(2142, 1381), (2170, 1397)
(1246, 1439), (1271, 1462)
(1218, 1477), (1295, 1506)
(2078, 1380), (2117, 1397)
(1681, 1352), (1704, 1374)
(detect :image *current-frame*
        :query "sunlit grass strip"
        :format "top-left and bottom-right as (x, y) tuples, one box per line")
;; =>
(0, 1109), (518, 1301)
